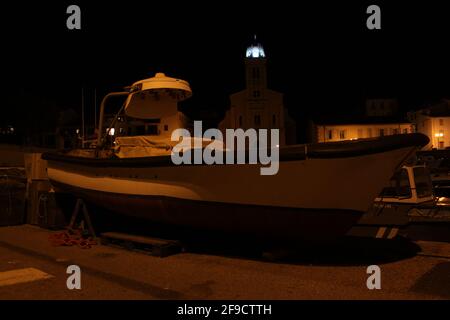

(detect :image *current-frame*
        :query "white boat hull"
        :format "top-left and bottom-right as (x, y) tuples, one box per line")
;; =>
(43, 133), (428, 241)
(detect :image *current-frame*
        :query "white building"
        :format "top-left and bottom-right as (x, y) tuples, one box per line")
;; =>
(219, 38), (296, 146)
(408, 100), (450, 150)
(313, 120), (412, 143)
(311, 99), (412, 143)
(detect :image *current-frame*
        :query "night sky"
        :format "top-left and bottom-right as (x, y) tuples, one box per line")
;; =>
(2, 1), (450, 141)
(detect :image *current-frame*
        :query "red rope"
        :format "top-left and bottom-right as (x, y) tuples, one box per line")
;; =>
(49, 228), (97, 249)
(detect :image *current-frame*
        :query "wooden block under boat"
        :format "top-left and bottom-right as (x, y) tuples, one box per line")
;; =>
(100, 232), (182, 257)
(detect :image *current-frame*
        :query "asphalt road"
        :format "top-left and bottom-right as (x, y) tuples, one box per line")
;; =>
(0, 225), (449, 299)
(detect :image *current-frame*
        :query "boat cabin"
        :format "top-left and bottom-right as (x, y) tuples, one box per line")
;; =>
(375, 164), (434, 204)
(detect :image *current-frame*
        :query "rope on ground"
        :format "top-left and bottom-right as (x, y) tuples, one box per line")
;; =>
(48, 228), (97, 249)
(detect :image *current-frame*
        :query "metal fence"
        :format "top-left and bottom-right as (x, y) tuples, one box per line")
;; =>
(0, 168), (26, 226)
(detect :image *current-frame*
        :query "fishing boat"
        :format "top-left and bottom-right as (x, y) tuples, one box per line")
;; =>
(42, 73), (429, 242)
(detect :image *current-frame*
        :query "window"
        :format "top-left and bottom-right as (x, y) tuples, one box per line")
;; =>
(403, 128), (408, 134)
(327, 129), (333, 140)
(392, 128), (398, 135)
(146, 125), (158, 135)
(440, 119), (444, 126)
(136, 125), (145, 135)
(272, 115), (276, 126)
(357, 129), (363, 138)
(380, 168), (411, 198)
(339, 130), (346, 140)
(379, 129), (385, 137)
(164, 125), (168, 131)
(367, 128), (372, 138)
(439, 141), (445, 149)
(254, 115), (261, 126)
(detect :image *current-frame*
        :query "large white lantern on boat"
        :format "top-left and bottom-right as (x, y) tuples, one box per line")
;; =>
(124, 72), (192, 119)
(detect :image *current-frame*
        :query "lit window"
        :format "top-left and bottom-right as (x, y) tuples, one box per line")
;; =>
(327, 129), (333, 140)
(339, 130), (346, 140)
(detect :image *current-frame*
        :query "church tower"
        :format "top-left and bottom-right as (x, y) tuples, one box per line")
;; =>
(218, 36), (297, 146)
(245, 36), (267, 96)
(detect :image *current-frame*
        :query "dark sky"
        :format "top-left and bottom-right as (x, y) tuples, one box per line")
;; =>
(2, 1), (450, 137)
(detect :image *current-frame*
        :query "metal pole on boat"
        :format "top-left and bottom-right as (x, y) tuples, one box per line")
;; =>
(94, 88), (97, 136)
(81, 87), (85, 148)
(96, 91), (129, 150)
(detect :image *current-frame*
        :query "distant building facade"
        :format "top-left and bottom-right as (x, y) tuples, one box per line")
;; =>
(313, 121), (412, 143)
(365, 99), (399, 117)
(408, 99), (450, 150)
(219, 39), (296, 146)
(311, 99), (412, 143)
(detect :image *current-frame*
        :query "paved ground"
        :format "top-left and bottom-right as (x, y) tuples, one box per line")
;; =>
(0, 225), (449, 300)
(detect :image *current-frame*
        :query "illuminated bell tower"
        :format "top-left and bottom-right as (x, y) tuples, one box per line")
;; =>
(219, 35), (296, 146)
(245, 36), (267, 97)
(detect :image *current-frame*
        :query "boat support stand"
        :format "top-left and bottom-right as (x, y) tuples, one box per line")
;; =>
(68, 198), (96, 239)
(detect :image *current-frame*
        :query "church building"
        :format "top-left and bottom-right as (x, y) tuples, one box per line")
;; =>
(219, 38), (296, 146)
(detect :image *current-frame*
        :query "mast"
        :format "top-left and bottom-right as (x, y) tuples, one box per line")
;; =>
(81, 87), (85, 148)
(94, 88), (97, 133)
